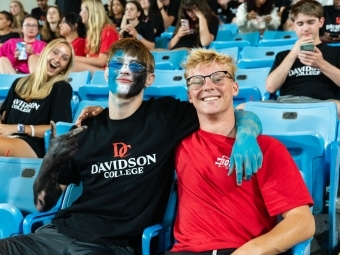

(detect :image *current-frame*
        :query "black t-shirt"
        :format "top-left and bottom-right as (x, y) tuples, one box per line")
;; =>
(217, 1), (241, 24)
(0, 79), (73, 157)
(274, 0), (291, 10)
(123, 21), (155, 43)
(278, 6), (291, 31)
(55, 0), (81, 16)
(31, 7), (47, 27)
(144, 13), (165, 38)
(270, 43), (340, 99)
(320, 6), (340, 36)
(172, 16), (219, 50)
(0, 32), (20, 44)
(164, 0), (181, 26)
(53, 97), (198, 246)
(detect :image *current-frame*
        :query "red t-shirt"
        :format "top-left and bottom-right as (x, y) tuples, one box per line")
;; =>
(71, 37), (86, 56)
(172, 130), (313, 252)
(85, 24), (119, 58)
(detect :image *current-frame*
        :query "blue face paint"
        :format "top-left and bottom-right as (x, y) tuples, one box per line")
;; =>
(108, 51), (148, 99)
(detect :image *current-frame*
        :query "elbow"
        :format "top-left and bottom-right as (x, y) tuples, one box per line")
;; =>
(266, 81), (276, 94)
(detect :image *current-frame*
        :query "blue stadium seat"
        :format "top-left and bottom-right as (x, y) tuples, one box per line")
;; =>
(262, 30), (298, 40)
(218, 23), (238, 34)
(166, 26), (175, 32)
(90, 70), (107, 85)
(152, 49), (188, 70)
(153, 69), (186, 87)
(160, 31), (173, 40)
(73, 100), (108, 121)
(212, 47), (239, 62)
(209, 40), (250, 51)
(244, 101), (340, 254)
(0, 74), (27, 102)
(235, 67), (271, 99)
(328, 43), (340, 47)
(238, 45), (293, 69)
(233, 87), (261, 107)
(67, 71), (91, 93)
(155, 37), (169, 49)
(218, 31), (260, 46)
(215, 29), (232, 41)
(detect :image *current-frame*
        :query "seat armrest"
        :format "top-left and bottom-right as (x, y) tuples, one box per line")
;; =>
(142, 221), (173, 255)
(22, 208), (59, 234)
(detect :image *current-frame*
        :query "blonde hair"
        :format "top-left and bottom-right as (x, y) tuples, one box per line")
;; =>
(183, 48), (237, 80)
(82, 0), (113, 55)
(10, 0), (26, 30)
(15, 38), (75, 100)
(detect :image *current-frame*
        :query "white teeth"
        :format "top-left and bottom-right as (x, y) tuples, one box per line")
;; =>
(203, 97), (219, 102)
(50, 63), (58, 68)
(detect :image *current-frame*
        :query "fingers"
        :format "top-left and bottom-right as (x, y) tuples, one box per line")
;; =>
(50, 121), (56, 138)
(228, 158), (235, 176)
(234, 155), (243, 186)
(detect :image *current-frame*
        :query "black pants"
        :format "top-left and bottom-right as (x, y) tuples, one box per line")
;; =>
(0, 223), (136, 255)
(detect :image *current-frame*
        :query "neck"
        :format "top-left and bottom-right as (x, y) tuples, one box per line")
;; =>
(144, 9), (149, 16)
(129, 19), (139, 27)
(115, 13), (123, 19)
(0, 27), (11, 35)
(198, 110), (236, 137)
(108, 92), (143, 120)
(314, 37), (322, 44)
(65, 31), (78, 43)
(49, 23), (58, 31)
(23, 36), (36, 43)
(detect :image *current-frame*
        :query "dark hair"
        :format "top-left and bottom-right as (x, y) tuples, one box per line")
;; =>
(0, 11), (14, 26)
(108, 0), (127, 17)
(20, 14), (39, 26)
(245, 0), (275, 16)
(126, 0), (145, 22)
(63, 12), (86, 38)
(174, 0), (216, 45)
(291, 0), (323, 21)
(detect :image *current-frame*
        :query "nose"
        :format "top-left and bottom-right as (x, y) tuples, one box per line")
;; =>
(120, 63), (130, 73)
(202, 77), (215, 90)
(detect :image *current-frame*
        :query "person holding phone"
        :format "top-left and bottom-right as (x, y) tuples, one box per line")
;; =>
(266, 0), (340, 116)
(319, 0), (340, 43)
(168, 0), (219, 50)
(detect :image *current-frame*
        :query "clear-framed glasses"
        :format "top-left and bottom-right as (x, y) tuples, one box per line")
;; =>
(23, 24), (38, 29)
(108, 61), (147, 73)
(187, 71), (233, 89)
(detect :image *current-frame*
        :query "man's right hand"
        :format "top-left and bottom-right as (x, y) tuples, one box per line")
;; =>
(75, 106), (104, 127)
(290, 37), (314, 58)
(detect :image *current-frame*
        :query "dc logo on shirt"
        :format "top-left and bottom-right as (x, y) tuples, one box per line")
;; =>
(113, 142), (131, 158)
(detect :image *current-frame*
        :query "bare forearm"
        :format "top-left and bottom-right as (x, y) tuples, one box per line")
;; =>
(33, 154), (63, 212)
(168, 34), (180, 49)
(266, 52), (296, 93)
(198, 18), (213, 46)
(140, 38), (155, 50)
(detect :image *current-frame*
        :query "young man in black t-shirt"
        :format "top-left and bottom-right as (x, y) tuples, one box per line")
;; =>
(319, 0), (340, 43)
(31, 0), (48, 27)
(157, 0), (181, 28)
(266, 0), (340, 114)
(0, 38), (263, 255)
(0, 11), (20, 46)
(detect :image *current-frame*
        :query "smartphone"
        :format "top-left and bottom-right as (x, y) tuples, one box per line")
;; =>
(181, 19), (189, 28)
(300, 43), (314, 52)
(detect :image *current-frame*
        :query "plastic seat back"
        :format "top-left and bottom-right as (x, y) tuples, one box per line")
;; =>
(221, 31), (260, 46)
(218, 23), (238, 34)
(0, 74), (27, 102)
(90, 70), (107, 85)
(235, 67), (271, 98)
(152, 49), (188, 70)
(153, 69), (186, 87)
(215, 29), (232, 41)
(213, 47), (239, 61)
(73, 100), (108, 122)
(67, 71), (91, 92)
(262, 30), (298, 40)
(238, 45), (293, 69)
(144, 86), (188, 101)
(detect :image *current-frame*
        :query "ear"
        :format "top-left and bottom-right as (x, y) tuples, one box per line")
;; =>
(232, 81), (239, 97)
(145, 73), (154, 87)
(319, 17), (325, 28)
(104, 67), (109, 82)
(188, 89), (193, 103)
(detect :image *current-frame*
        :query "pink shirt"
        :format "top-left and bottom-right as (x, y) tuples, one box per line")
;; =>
(0, 38), (46, 73)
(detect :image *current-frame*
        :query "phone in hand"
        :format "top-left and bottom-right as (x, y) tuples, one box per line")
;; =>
(181, 19), (189, 28)
(300, 43), (314, 52)
(329, 33), (339, 38)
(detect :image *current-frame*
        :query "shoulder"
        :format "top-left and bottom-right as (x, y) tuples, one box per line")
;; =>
(51, 80), (73, 93)
(102, 24), (117, 34)
(257, 135), (288, 155)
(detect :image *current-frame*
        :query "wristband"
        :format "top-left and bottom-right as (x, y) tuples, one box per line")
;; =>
(17, 124), (25, 134)
(137, 34), (143, 41)
(30, 125), (35, 137)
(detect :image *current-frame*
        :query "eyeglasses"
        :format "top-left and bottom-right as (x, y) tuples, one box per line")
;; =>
(108, 61), (148, 73)
(23, 24), (38, 29)
(187, 71), (233, 89)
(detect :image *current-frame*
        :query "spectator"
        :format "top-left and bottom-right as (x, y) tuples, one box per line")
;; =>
(157, 0), (181, 29)
(10, 0), (28, 33)
(275, 0), (291, 16)
(217, 0), (242, 23)
(320, 0), (340, 43)
(0, 38), (262, 254)
(0, 38), (74, 158)
(107, 0), (127, 30)
(266, 0), (340, 115)
(171, 48), (315, 255)
(40, 6), (62, 43)
(0, 11), (20, 47)
(141, 0), (165, 37)
(31, 0), (49, 27)
(120, 1), (155, 50)
(73, 0), (119, 73)
(59, 13), (86, 56)
(55, 0), (81, 16)
(0, 15), (46, 74)
(236, 0), (280, 34)
(168, 0), (219, 50)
